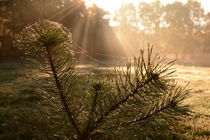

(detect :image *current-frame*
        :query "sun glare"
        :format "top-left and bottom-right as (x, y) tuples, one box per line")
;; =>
(84, 0), (95, 8)
(83, 0), (210, 14)
(83, 0), (121, 13)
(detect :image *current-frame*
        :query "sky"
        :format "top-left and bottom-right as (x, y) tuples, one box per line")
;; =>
(84, 0), (210, 13)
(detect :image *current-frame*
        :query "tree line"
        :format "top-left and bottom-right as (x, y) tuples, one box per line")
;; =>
(113, 0), (210, 60)
(1, 0), (210, 62)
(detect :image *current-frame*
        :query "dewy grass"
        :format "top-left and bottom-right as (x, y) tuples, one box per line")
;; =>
(0, 62), (210, 139)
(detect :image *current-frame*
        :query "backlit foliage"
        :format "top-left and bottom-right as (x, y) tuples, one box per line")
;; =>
(15, 20), (190, 140)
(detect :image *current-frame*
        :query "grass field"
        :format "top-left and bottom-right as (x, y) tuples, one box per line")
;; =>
(0, 62), (210, 140)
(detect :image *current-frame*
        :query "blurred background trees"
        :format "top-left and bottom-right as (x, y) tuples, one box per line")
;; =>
(0, 0), (120, 61)
(113, 0), (210, 64)
(1, 0), (210, 65)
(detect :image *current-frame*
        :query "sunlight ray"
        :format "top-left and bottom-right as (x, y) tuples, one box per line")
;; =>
(49, 2), (83, 21)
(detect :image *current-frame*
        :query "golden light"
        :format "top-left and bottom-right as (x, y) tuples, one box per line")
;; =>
(84, 0), (95, 8)
(52, 0), (210, 61)
(83, 0), (123, 13)
(82, 0), (208, 15)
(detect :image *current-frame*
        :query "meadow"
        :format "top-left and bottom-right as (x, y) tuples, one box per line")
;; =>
(0, 61), (210, 140)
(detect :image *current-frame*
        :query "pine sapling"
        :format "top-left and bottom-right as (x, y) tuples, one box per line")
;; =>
(15, 20), (190, 140)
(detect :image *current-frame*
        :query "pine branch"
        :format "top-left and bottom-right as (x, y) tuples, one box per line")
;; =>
(94, 84), (190, 132)
(45, 46), (82, 136)
(86, 70), (155, 135)
(15, 20), (82, 138)
(85, 46), (187, 138)
(86, 60), (160, 136)
(83, 83), (100, 133)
